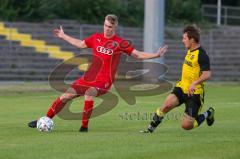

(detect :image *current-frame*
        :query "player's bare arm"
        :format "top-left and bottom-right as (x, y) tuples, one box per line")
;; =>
(188, 71), (211, 96)
(131, 45), (168, 59)
(53, 25), (87, 48)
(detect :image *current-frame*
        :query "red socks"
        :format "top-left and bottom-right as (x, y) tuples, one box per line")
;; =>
(46, 98), (94, 128)
(46, 97), (65, 118)
(81, 100), (94, 128)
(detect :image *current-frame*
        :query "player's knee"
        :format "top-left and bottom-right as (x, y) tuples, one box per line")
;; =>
(161, 103), (173, 113)
(60, 93), (76, 102)
(181, 124), (193, 130)
(181, 120), (194, 130)
(161, 98), (178, 113)
(85, 95), (94, 101)
(85, 87), (97, 97)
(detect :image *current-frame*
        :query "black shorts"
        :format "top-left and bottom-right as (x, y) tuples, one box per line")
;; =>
(171, 87), (204, 118)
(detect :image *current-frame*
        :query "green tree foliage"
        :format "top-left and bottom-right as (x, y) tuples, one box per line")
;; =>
(0, 0), (19, 21)
(62, 0), (144, 26)
(0, 0), (144, 26)
(166, 0), (202, 25)
(0, 0), (57, 21)
(0, 0), (239, 26)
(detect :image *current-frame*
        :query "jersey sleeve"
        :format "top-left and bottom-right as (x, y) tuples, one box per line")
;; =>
(198, 48), (210, 71)
(83, 34), (96, 48)
(120, 40), (135, 55)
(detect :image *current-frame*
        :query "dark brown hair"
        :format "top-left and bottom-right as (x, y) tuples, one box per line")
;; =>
(183, 25), (200, 43)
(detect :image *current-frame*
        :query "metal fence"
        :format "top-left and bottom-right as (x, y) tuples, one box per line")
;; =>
(202, 4), (240, 26)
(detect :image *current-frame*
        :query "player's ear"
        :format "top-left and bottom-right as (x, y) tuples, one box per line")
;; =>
(190, 38), (195, 44)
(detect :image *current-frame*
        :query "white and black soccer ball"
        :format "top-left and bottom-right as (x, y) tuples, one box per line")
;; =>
(37, 116), (54, 132)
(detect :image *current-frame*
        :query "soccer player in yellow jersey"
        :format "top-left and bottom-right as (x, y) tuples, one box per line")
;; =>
(141, 25), (215, 133)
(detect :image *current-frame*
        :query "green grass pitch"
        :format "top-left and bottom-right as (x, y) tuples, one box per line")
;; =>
(0, 83), (239, 159)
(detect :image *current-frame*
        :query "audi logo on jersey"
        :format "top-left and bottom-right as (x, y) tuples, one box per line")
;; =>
(96, 46), (114, 55)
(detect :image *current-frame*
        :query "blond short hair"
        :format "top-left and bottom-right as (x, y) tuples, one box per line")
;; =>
(105, 14), (118, 26)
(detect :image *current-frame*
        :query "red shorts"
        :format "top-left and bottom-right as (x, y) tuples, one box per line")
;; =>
(71, 78), (112, 97)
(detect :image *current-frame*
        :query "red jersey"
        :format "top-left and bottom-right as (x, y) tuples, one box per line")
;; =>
(82, 33), (134, 84)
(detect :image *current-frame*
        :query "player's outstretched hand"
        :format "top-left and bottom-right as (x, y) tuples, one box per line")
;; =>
(157, 45), (168, 57)
(53, 25), (65, 39)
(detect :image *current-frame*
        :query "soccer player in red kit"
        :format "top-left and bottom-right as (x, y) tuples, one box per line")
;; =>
(28, 14), (168, 132)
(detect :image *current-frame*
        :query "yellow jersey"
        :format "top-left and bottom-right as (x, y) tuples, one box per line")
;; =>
(176, 47), (210, 94)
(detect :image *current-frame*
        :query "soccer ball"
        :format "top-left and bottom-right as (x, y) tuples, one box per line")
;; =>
(37, 116), (54, 132)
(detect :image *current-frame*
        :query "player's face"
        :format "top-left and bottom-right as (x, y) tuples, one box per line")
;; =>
(103, 19), (116, 38)
(182, 33), (192, 49)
